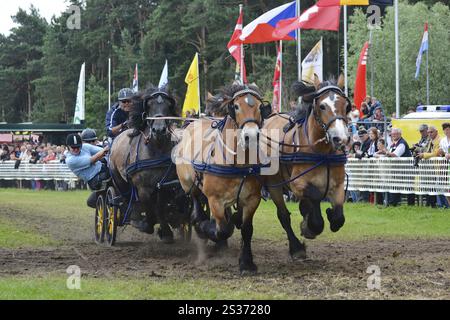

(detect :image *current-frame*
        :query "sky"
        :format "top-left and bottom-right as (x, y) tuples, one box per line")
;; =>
(0, 0), (69, 35)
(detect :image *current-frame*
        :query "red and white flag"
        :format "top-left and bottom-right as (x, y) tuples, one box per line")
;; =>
(272, 44), (282, 113)
(273, 4), (341, 39)
(227, 8), (247, 83)
(353, 41), (369, 116)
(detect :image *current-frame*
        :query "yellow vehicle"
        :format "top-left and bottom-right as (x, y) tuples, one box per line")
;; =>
(391, 105), (450, 145)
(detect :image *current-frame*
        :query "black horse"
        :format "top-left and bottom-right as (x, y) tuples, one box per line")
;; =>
(108, 86), (190, 243)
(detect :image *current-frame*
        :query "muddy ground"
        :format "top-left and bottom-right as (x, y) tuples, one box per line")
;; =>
(0, 206), (449, 299)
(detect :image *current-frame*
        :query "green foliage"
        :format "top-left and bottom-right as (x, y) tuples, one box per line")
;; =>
(1, 1), (449, 124)
(348, 1), (450, 115)
(85, 75), (108, 138)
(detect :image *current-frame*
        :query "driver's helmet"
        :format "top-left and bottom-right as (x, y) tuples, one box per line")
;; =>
(66, 134), (83, 148)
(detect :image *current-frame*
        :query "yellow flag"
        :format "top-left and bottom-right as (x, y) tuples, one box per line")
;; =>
(182, 53), (200, 117)
(340, 0), (368, 4)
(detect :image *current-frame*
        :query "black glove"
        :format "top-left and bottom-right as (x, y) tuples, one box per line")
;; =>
(121, 121), (129, 130)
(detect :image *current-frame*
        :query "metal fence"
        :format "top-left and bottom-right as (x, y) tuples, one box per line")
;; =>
(346, 157), (450, 196)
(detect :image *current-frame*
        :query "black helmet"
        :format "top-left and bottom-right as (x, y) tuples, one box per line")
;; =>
(66, 134), (83, 148)
(81, 128), (97, 142)
(118, 88), (134, 101)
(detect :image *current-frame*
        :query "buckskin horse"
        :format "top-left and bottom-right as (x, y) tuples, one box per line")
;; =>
(174, 84), (272, 274)
(108, 86), (190, 245)
(262, 75), (350, 260)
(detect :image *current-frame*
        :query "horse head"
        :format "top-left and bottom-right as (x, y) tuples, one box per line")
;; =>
(130, 86), (180, 144)
(221, 84), (272, 150)
(311, 74), (351, 152)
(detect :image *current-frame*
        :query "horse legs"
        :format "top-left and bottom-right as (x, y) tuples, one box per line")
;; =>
(155, 193), (174, 244)
(325, 184), (346, 232)
(196, 197), (234, 243)
(239, 196), (261, 275)
(269, 186), (306, 260)
(299, 199), (324, 239)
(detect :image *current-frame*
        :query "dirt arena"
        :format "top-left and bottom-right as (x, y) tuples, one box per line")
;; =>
(1, 204), (449, 300)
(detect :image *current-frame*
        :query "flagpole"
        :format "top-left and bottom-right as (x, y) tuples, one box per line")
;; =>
(344, 5), (348, 96)
(369, 29), (374, 98)
(280, 40), (283, 113)
(296, 0), (301, 82)
(108, 58), (111, 111)
(239, 4), (244, 84)
(394, 0), (400, 118)
(426, 33), (429, 105)
(196, 53), (201, 114)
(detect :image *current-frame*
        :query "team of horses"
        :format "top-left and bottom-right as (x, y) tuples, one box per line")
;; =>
(107, 75), (351, 274)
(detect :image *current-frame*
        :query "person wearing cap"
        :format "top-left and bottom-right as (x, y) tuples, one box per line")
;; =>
(65, 134), (110, 208)
(355, 128), (371, 159)
(105, 88), (134, 140)
(81, 128), (102, 147)
(414, 124), (430, 151)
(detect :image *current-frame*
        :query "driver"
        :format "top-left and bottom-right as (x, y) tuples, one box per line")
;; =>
(65, 134), (111, 208)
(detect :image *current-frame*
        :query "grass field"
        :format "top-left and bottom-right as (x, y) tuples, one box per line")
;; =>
(0, 189), (449, 300)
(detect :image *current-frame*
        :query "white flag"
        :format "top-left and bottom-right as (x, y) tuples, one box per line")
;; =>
(73, 62), (85, 124)
(132, 64), (139, 93)
(158, 60), (168, 89)
(302, 38), (323, 84)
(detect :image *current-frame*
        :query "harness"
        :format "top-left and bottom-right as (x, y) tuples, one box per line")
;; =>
(190, 88), (270, 210)
(109, 132), (176, 225)
(263, 86), (350, 200)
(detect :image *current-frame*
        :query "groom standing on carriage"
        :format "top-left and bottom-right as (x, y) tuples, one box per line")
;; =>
(105, 88), (135, 141)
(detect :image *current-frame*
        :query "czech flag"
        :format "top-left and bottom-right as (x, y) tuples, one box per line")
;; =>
(240, 1), (297, 44)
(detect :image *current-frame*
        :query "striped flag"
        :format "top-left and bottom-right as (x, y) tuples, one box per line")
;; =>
(272, 44), (282, 113)
(415, 23), (429, 79)
(227, 7), (247, 83)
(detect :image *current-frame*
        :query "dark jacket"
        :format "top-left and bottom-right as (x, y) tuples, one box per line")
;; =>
(105, 102), (128, 138)
(389, 137), (412, 157)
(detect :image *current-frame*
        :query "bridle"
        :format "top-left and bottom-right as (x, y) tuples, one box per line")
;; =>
(227, 88), (272, 129)
(311, 85), (351, 143)
(141, 91), (177, 142)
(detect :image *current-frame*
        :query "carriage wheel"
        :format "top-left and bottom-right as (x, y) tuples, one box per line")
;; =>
(94, 194), (106, 244)
(105, 187), (119, 246)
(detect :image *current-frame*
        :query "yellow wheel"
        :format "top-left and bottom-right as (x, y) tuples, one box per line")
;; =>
(94, 194), (106, 244)
(105, 187), (118, 246)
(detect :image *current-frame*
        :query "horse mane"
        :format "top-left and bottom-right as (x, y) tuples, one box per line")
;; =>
(128, 85), (180, 132)
(290, 76), (340, 120)
(204, 84), (263, 117)
(205, 93), (227, 117)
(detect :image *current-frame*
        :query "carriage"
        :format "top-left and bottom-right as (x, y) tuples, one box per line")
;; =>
(92, 87), (192, 247)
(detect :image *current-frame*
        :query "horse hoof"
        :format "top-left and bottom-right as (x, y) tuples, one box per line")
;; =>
(326, 208), (345, 232)
(239, 264), (258, 276)
(300, 221), (317, 240)
(214, 239), (228, 252)
(291, 249), (307, 261)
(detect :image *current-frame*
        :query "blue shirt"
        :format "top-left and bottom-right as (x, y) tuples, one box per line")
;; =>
(105, 102), (128, 138)
(65, 144), (104, 182)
